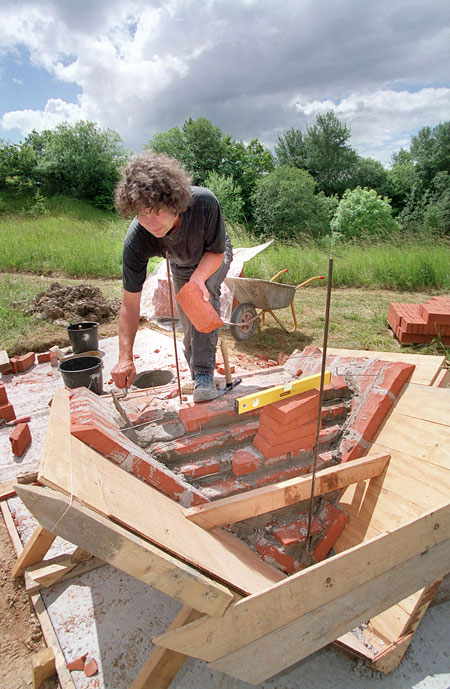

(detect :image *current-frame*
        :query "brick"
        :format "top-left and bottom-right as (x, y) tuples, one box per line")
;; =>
(273, 515), (321, 546)
(377, 363), (415, 397)
(254, 538), (303, 574)
(216, 363), (235, 375)
(253, 432), (316, 459)
(228, 419), (260, 442)
(321, 403), (347, 421)
(16, 352), (35, 372)
(37, 351), (52, 363)
(322, 376), (350, 400)
(420, 302), (450, 325)
(0, 402), (16, 423)
(340, 438), (367, 463)
(353, 392), (393, 442)
(256, 464), (309, 487)
(313, 501), (349, 562)
(396, 329), (432, 344)
(257, 419), (318, 445)
(178, 457), (221, 479)
(202, 476), (251, 500)
(0, 382), (8, 405)
(178, 399), (235, 432)
(9, 356), (19, 374)
(175, 281), (224, 333)
(131, 456), (207, 506)
(232, 449), (262, 476)
(261, 389), (319, 425)
(152, 429), (229, 463)
(71, 422), (131, 464)
(318, 424), (341, 445)
(9, 422), (31, 457)
(261, 404), (319, 434)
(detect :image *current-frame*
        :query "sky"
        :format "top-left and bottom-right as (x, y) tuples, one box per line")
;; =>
(1, 0), (449, 166)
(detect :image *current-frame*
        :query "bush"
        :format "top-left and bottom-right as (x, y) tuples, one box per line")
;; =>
(204, 171), (244, 227)
(252, 166), (330, 239)
(330, 187), (400, 240)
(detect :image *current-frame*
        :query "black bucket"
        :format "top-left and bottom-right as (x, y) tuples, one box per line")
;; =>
(132, 369), (174, 389)
(67, 321), (99, 354)
(58, 356), (103, 395)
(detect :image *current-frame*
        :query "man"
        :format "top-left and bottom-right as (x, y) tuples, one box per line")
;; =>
(111, 151), (233, 402)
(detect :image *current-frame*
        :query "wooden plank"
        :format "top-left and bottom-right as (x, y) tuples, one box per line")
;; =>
(327, 348), (445, 386)
(367, 632), (414, 674)
(25, 555), (105, 594)
(184, 453), (391, 529)
(390, 383), (450, 426)
(11, 524), (56, 577)
(130, 607), (203, 689)
(0, 480), (16, 501)
(1, 501), (23, 556)
(16, 484), (235, 618)
(153, 502), (450, 663)
(31, 647), (56, 689)
(433, 368), (450, 388)
(374, 415), (450, 467)
(207, 537), (450, 683)
(334, 631), (375, 662)
(39, 389), (285, 595)
(0, 349), (12, 373)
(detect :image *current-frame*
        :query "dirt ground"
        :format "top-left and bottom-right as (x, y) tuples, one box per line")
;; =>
(0, 514), (59, 689)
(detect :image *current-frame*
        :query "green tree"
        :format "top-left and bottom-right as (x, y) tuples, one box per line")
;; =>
(181, 117), (224, 186)
(275, 127), (307, 168)
(148, 126), (185, 161)
(409, 122), (450, 190)
(0, 140), (37, 188)
(252, 166), (330, 239)
(386, 161), (418, 214)
(32, 121), (127, 209)
(351, 157), (389, 197)
(304, 111), (357, 196)
(204, 171), (244, 227)
(331, 187), (400, 240)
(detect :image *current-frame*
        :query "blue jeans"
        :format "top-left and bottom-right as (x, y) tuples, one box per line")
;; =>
(171, 243), (232, 374)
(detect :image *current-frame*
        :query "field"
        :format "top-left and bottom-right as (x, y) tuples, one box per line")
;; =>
(0, 195), (449, 362)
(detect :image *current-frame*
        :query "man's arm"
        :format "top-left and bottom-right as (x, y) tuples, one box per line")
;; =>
(111, 289), (142, 388)
(190, 251), (224, 301)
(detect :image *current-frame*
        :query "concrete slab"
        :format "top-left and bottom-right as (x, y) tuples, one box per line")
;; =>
(2, 330), (450, 689)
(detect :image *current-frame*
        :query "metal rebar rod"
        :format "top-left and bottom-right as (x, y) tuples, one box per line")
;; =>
(306, 257), (334, 555)
(165, 252), (183, 405)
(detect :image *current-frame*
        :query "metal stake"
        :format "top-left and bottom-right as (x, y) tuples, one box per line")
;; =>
(306, 257), (334, 555)
(165, 252), (183, 405)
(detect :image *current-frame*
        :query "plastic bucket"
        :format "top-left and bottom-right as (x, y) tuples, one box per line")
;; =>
(132, 369), (174, 389)
(67, 322), (99, 354)
(58, 356), (103, 395)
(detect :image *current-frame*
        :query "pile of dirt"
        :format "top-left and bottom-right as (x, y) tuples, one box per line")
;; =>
(25, 282), (120, 326)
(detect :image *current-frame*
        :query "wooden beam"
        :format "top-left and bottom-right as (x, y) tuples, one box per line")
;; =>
(11, 524), (56, 578)
(207, 538), (450, 683)
(154, 502), (450, 663)
(0, 349), (12, 373)
(24, 554), (104, 594)
(130, 607), (203, 689)
(184, 453), (391, 529)
(15, 483), (235, 618)
(0, 479), (16, 501)
(31, 647), (56, 689)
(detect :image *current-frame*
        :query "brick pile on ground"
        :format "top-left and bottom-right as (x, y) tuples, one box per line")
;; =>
(387, 296), (450, 344)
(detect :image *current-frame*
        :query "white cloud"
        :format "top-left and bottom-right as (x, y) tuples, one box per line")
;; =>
(0, 0), (449, 162)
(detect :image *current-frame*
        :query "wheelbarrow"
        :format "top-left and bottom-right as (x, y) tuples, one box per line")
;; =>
(224, 269), (324, 341)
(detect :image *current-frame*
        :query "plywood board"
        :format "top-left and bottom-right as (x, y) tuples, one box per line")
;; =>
(39, 389), (284, 597)
(154, 503), (450, 663)
(327, 348), (445, 386)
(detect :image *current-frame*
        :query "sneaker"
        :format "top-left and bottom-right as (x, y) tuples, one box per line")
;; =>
(193, 371), (218, 402)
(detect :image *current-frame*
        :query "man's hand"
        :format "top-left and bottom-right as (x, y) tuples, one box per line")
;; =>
(111, 358), (136, 390)
(189, 275), (210, 302)
(189, 251), (224, 302)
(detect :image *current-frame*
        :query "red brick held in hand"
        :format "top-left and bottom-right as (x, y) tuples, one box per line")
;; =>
(9, 422), (31, 457)
(176, 282), (223, 333)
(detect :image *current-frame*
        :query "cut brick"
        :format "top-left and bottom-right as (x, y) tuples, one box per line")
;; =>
(0, 402), (16, 423)
(37, 351), (52, 363)
(0, 382), (8, 405)
(313, 501), (349, 562)
(9, 422), (31, 457)
(232, 449), (262, 476)
(273, 515), (321, 546)
(254, 431), (316, 459)
(177, 457), (221, 479)
(176, 281), (224, 333)
(16, 351), (35, 372)
(254, 537), (304, 575)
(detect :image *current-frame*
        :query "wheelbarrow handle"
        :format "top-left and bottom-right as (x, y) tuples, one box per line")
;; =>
(269, 268), (289, 282)
(295, 275), (325, 291)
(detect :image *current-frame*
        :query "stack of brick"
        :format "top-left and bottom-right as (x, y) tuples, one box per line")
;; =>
(388, 296), (450, 344)
(9, 352), (35, 374)
(253, 389), (320, 459)
(0, 382), (31, 456)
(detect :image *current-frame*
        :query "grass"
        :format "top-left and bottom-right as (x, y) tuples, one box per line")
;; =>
(0, 193), (448, 362)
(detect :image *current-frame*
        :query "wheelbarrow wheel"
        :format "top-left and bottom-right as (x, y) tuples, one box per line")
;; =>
(230, 303), (258, 341)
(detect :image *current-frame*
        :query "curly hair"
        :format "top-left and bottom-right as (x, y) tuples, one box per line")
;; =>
(114, 151), (193, 218)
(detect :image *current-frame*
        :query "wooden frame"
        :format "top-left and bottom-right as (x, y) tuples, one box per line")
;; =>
(11, 355), (450, 687)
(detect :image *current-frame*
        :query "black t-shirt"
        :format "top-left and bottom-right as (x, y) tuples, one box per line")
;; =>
(122, 186), (229, 293)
